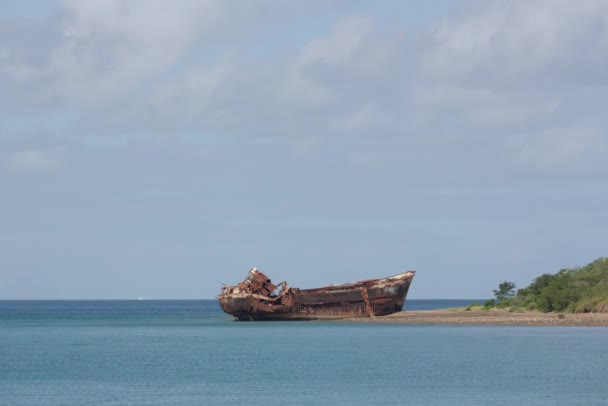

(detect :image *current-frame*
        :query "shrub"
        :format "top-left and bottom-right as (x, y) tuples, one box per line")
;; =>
(483, 299), (496, 309)
(497, 257), (608, 313)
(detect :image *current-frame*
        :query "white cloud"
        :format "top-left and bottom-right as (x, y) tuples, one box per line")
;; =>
(510, 127), (608, 173)
(293, 15), (373, 67)
(329, 103), (389, 132)
(6, 149), (64, 171)
(2, 0), (608, 176)
(50, 0), (226, 102)
(421, 0), (608, 84)
(283, 16), (374, 106)
(464, 98), (561, 129)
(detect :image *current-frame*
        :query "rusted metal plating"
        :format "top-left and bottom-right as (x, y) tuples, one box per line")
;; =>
(218, 268), (416, 321)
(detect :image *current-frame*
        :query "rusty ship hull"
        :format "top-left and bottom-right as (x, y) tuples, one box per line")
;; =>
(218, 269), (415, 321)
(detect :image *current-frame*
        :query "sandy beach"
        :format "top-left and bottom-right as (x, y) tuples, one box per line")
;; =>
(366, 309), (608, 326)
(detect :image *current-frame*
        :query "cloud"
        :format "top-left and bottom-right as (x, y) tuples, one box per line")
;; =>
(283, 16), (373, 106)
(49, 0), (226, 103)
(1, 0), (608, 176)
(510, 127), (608, 174)
(6, 148), (64, 171)
(420, 0), (608, 85)
(400, 0), (608, 175)
(329, 103), (390, 132)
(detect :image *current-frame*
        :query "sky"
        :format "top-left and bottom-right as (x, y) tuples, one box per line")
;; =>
(1, 0), (607, 300)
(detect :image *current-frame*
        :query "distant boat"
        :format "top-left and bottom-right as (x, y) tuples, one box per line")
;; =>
(218, 268), (415, 321)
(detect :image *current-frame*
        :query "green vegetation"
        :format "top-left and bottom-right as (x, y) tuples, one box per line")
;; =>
(493, 257), (608, 313)
(465, 303), (483, 311)
(483, 299), (496, 309)
(493, 281), (516, 302)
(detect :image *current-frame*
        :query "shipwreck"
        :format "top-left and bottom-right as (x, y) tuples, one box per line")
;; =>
(218, 268), (416, 321)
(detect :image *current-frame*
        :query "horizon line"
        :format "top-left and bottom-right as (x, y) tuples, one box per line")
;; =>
(0, 297), (490, 301)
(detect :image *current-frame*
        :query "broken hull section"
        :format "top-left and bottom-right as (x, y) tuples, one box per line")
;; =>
(218, 270), (415, 321)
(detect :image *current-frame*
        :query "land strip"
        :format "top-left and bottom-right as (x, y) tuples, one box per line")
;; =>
(365, 309), (608, 326)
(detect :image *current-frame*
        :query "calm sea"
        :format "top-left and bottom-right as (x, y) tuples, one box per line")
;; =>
(1, 300), (607, 405)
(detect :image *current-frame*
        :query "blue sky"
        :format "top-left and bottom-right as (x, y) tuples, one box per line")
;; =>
(1, 0), (607, 299)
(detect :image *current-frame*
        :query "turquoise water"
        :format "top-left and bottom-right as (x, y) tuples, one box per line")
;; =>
(1, 300), (607, 405)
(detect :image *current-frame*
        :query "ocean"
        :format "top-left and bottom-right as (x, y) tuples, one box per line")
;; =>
(1, 300), (607, 405)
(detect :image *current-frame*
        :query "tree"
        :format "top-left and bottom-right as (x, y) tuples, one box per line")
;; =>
(493, 281), (516, 302)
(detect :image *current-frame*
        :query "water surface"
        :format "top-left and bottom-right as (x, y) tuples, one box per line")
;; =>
(1, 300), (606, 405)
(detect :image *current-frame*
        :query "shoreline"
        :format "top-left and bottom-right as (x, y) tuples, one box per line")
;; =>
(361, 308), (608, 326)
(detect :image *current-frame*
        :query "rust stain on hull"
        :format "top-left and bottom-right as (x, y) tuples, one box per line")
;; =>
(217, 268), (416, 321)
